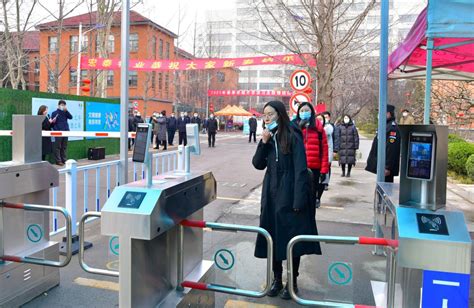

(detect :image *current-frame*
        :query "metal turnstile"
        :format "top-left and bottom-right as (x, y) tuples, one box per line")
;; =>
(0, 115), (72, 306)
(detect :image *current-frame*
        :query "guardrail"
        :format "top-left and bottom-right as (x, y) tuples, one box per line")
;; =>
(0, 201), (72, 268)
(179, 219), (273, 298)
(287, 236), (398, 308)
(49, 149), (181, 239)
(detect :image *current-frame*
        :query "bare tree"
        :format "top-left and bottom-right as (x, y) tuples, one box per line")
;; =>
(0, 0), (38, 89)
(251, 0), (377, 111)
(38, 0), (84, 93)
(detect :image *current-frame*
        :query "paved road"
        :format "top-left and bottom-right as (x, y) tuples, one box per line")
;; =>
(23, 132), (473, 307)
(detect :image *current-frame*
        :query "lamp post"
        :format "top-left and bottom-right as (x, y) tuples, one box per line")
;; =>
(76, 22), (105, 95)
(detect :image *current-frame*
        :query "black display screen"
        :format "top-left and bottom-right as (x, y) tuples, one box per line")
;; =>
(407, 133), (435, 180)
(118, 191), (146, 209)
(132, 125), (149, 163)
(416, 213), (449, 236)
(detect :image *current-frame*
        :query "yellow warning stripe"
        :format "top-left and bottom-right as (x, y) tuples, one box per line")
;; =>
(225, 299), (279, 308)
(74, 277), (119, 292)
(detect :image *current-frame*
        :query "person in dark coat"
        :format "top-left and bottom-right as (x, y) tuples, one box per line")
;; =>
(206, 114), (218, 147)
(51, 100), (73, 166)
(253, 100), (321, 300)
(190, 113), (202, 131)
(177, 112), (190, 146)
(155, 110), (167, 150)
(37, 105), (55, 161)
(167, 112), (177, 146)
(365, 104), (401, 182)
(334, 115), (359, 177)
(248, 114), (258, 143)
(128, 111), (136, 150)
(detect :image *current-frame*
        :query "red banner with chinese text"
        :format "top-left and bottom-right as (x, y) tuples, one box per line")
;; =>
(81, 54), (316, 71)
(208, 90), (293, 97)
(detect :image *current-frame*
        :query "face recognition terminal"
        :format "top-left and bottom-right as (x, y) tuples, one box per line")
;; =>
(99, 122), (217, 307)
(372, 125), (471, 308)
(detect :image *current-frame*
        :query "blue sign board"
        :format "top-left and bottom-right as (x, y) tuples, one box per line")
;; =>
(86, 102), (120, 133)
(422, 270), (470, 308)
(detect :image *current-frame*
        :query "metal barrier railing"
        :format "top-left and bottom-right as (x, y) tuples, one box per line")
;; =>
(49, 149), (180, 238)
(0, 201), (72, 268)
(287, 236), (398, 308)
(78, 212), (119, 277)
(179, 219), (273, 298)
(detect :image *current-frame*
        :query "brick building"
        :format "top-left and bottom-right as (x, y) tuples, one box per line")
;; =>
(174, 48), (240, 115)
(35, 10), (177, 116)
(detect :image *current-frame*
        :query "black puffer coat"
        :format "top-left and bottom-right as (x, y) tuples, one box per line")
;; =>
(252, 127), (321, 261)
(335, 121), (359, 165)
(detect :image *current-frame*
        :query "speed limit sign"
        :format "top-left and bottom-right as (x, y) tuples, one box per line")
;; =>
(290, 69), (311, 92)
(289, 92), (312, 113)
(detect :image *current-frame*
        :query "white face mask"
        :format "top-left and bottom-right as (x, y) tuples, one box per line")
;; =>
(210, 115), (214, 119)
(59, 105), (65, 111)
(403, 112), (408, 117)
(194, 114), (198, 117)
(343, 117), (350, 124)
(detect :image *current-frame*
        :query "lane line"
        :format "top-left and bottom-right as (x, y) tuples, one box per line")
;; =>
(74, 277), (119, 292)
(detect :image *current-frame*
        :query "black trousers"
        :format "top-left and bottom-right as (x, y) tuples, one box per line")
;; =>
(249, 131), (256, 142)
(310, 168), (326, 203)
(273, 255), (301, 281)
(156, 137), (167, 150)
(54, 137), (68, 163)
(179, 132), (187, 146)
(168, 129), (176, 145)
(341, 164), (353, 175)
(385, 175), (394, 183)
(208, 132), (216, 147)
(128, 137), (134, 150)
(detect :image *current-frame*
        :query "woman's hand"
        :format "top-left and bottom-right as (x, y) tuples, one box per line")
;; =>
(262, 129), (271, 144)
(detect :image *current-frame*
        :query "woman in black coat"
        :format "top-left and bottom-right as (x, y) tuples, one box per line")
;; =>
(334, 115), (359, 177)
(37, 105), (55, 161)
(252, 100), (321, 300)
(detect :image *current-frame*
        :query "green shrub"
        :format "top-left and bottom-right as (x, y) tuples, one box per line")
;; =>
(466, 154), (474, 180)
(357, 122), (378, 134)
(448, 133), (466, 144)
(448, 141), (474, 175)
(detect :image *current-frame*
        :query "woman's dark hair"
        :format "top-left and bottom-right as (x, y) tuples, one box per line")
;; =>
(316, 113), (326, 126)
(295, 102), (316, 128)
(37, 105), (48, 116)
(342, 114), (352, 125)
(161, 110), (166, 116)
(263, 100), (291, 154)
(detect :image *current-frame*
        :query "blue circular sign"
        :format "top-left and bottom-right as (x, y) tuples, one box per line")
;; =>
(328, 262), (352, 285)
(214, 249), (235, 271)
(26, 224), (43, 243)
(109, 236), (119, 256)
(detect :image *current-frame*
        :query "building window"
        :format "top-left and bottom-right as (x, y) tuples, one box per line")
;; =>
(216, 72), (225, 82)
(48, 71), (56, 92)
(49, 36), (58, 53)
(151, 72), (156, 90)
(158, 72), (163, 90)
(129, 33), (139, 52)
(107, 35), (115, 52)
(150, 36), (156, 59)
(159, 39), (163, 59)
(34, 57), (40, 74)
(129, 71), (138, 87)
(70, 69), (77, 85)
(70, 35), (79, 53)
(165, 42), (170, 59)
(82, 35), (89, 52)
(164, 73), (169, 95)
(107, 71), (114, 87)
(34, 82), (40, 92)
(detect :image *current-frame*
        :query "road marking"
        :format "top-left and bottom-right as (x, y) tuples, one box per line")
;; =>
(74, 277), (119, 292)
(225, 299), (278, 307)
(433, 280), (460, 287)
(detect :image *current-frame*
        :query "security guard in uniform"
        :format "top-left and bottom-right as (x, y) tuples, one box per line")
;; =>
(365, 104), (401, 182)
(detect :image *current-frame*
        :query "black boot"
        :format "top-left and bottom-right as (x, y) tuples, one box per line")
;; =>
(266, 278), (283, 297)
(280, 279), (298, 300)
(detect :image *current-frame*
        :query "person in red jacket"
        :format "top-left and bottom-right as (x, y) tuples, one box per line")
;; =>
(293, 102), (329, 208)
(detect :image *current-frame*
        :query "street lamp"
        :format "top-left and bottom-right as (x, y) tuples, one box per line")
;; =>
(76, 22), (105, 95)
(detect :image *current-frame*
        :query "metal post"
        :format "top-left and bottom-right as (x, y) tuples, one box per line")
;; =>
(377, 0), (389, 183)
(120, 0), (130, 185)
(206, 72), (210, 119)
(76, 22), (83, 95)
(424, 38), (434, 124)
(176, 224), (184, 291)
(146, 152), (153, 188)
(65, 160), (77, 236)
(185, 146), (191, 174)
(386, 247), (398, 308)
(177, 145), (184, 171)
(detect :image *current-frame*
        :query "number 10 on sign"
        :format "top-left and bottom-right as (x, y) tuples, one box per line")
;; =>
(290, 69), (311, 92)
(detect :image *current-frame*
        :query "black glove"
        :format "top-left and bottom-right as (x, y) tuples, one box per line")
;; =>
(293, 208), (301, 213)
(320, 173), (327, 182)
